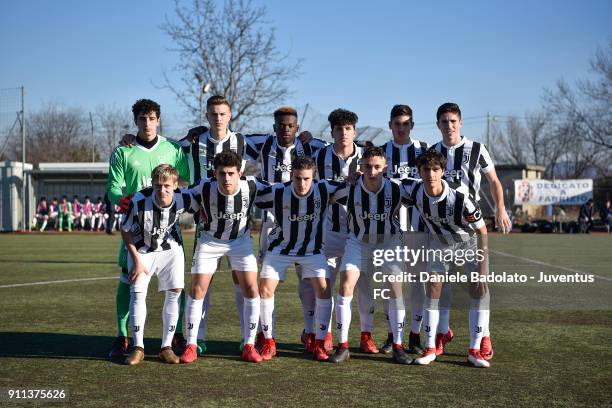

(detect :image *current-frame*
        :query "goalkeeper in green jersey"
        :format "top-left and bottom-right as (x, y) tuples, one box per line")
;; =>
(107, 99), (190, 359)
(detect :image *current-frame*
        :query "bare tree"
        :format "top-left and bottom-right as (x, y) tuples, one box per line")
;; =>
(161, 0), (301, 131)
(96, 105), (132, 160)
(545, 41), (612, 150)
(8, 103), (98, 165)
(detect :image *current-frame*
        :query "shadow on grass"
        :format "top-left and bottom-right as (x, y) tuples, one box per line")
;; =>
(0, 333), (321, 363)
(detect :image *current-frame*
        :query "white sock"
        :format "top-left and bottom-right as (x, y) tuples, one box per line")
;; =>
(185, 295), (204, 345)
(197, 289), (211, 342)
(410, 281), (425, 334)
(483, 312), (491, 337)
(234, 284), (245, 338)
(161, 291), (180, 348)
(260, 297), (275, 339)
(315, 297), (333, 341)
(326, 258), (339, 334)
(130, 290), (147, 349)
(356, 276), (374, 332)
(469, 306), (486, 349)
(438, 283), (452, 334)
(299, 276), (316, 334)
(243, 297), (260, 345)
(388, 297), (406, 345)
(336, 295), (353, 344)
(423, 296), (439, 349)
(40, 219), (48, 231)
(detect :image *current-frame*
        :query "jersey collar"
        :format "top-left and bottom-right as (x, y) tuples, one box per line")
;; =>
(424, 179), (449, 203)
(441, 135), (467, 150)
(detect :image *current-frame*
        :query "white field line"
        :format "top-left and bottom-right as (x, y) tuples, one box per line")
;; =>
(490, 249), (612, 282)
(0, 276), (117, 289)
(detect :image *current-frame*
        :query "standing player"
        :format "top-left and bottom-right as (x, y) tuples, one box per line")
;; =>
(107, 99), (190, 359)
(429, 102), (511, 360)
(255, 156), (347, 362)
(329, 147), (412, 364)
(313, 109), (379, 354)
(121, 164), (193, 365)
(244, 107), (328, 348)
(180, 151), (268, 364)
(402, 150), (491, 368)
(179, 95), (250, 356)
(380, 104), (428, 354)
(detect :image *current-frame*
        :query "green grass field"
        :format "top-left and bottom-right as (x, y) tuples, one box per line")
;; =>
(0, 233), (611, 407)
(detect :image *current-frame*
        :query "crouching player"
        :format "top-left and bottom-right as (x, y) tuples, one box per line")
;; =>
(121, 164), (194, 366)
(256, 156), (347, 362)
(180, 151), (269, 364)
(401, 150), (491, 368)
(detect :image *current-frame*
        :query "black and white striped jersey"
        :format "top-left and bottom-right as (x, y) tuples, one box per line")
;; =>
(381, 139), (429, 232)
(255, 180), (347, 256)
(400, 178), (486, 245)
(346, 178), (403, 244)
(314, 143), (364, 233)
(429, 137), (494, 202)
(179, 129), (246, 183)
(188, 176), (269, 241)
(245, 134), (327, 183)
(122, 188), (194, 252)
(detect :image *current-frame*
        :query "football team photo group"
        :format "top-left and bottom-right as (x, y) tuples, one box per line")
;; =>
(108, 96), (511, 369)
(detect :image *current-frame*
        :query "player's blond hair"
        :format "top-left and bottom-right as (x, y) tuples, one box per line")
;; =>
(151, 164), (179, 183)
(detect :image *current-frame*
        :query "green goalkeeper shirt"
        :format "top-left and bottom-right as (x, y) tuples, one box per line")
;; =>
(107, 135), (190, 205)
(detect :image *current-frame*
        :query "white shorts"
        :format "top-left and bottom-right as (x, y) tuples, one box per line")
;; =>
(426, 235), (480, 275)
(128, 246), (185, 292)
(192, 233), (258, 274)
(261, 252), (328, 281)
(323, 229), (348, 259)
(340, 237), (403, 276)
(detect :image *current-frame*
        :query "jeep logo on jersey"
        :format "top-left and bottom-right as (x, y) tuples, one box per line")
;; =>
(423, 213), (450, 223)
(274, 163), (291, 172)
(151, 226), (171, 236)
(392, 164), (419, 177)
(289, 213), (316, 222)
(360, 212), (388, 221)
(444, 168), (464, 179)
(217, 211), (246, 220)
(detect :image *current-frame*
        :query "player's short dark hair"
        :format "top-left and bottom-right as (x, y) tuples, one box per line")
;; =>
(96, 196), (102, 201)
(213, 151), (242, 171)
(207, 95), (231, 111)
(390, 104), (413, 120)
(84, 196), (90, 200)
(274, 107), (298, 121)
(73, 195), (79, 200)
(291, 156), (316, 172)
(436, 102), (461, 121)
(132, 99), (161, 122)
(151, 164), (179, 183)
(61, 195), (67, 200)
(361, 146), (386, 162)
(416, 149), (447, 170)
(328, 108), (358, 129)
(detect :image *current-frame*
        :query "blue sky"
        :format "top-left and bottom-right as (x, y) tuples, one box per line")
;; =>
(1, 0), (610, 145)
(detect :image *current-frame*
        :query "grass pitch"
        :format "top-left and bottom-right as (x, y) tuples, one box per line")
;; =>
(0, 233), (611, 407)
